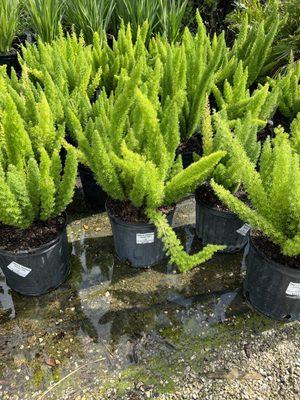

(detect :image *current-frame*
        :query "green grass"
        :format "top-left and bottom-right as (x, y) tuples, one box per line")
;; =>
(113, 0), (191, 41)
(0, 0), (19, 53)
(26, 0), (62, 42)
(64, 0), (116, 44)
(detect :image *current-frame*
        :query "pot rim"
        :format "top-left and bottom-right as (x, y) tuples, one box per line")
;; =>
(248, 234), (300, 275)
(0, 49), (18, 58)
(0, 213), (68, 256)
(196, 196), (239, 219)
(106, 201), (174, 228)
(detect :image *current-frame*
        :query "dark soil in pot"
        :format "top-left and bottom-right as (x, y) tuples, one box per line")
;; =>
(195, 183), (250, 252)
(0, 214), (70, 296)
(106, 199), (175, 268)
(106, 198), (174, 223)
(244, 232), (300, 321)
(177, 134), (203, 169)
(251, 231), (300, 270)
(0, 215), (65, 252)
(196, 182), (249, 213)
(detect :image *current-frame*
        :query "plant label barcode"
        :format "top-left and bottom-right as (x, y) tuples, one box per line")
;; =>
(136, 233), (155, 244)
(7, 262), (32, 278)
(286, 282), (300, 297)
(236, 224), (251, 236)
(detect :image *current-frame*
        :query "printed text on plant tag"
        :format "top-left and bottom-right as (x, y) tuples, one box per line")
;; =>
(236, 224), (251, 236)
(286, 282), (300, 297)
(7, 262), (32, 278)
(136, 233), (155, 244)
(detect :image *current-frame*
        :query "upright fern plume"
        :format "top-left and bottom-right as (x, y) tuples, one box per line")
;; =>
(211, 129), (300, 258)
(201, 105), (263, 193)
(212, 61), (279, 121)
(0, 71), (78, 229)
(71, 63), (226, 271)
(274, 61), (300, 121)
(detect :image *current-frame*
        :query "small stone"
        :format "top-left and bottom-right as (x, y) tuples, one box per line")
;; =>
(45, 357), (57, 368)
(13, 354), (26, 367)
(225, 368), (240, 379)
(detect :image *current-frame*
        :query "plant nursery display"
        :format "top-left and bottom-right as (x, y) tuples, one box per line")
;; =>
(212, 128), (300, 320)
(0, 0), (20, 74)
(0, 74), (78, 295)
(67, 60), (226, 270)
(0, 0), (299, 333)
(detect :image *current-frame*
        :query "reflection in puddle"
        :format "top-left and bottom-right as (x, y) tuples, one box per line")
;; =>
(184, 224), (196, 254)
(214, 290), (239, 323)
(0, 212), (250, 398)
(0, 224), (245, 343)
(0, 270), (15, 319)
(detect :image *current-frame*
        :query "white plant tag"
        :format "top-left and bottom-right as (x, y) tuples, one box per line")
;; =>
(286, 282), (300, 297)
(236, 224), (251, 236)
(136, 233), (155, 244)
(7, 262), (31, 278)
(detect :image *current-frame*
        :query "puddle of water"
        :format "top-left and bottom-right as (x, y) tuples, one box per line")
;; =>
(0, 270), (15, 319)
(0, 199), (253, 399)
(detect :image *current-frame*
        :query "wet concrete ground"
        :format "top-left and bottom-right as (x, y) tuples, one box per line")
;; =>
(0, 191), (300, 400)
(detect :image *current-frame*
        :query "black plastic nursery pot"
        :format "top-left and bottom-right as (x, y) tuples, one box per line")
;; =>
(107, 205), (174, 268)
(0, 216), (70, 296)
(0, 51), (20, 76)
(78, 164), (108, 211)
(181, 151), (195, 169)
(195, 197), (249, 253)
(244, 237), (300, 321)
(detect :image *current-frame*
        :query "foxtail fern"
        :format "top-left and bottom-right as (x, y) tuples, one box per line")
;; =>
(211, 129), (300, 258)
(212, 61), (280, 121)
(201, 104), (263, 193)
(0, 68), (78, 227)
(70, 64), (226, 271)
(274, 60), (300, 120)
(290, 113), (300, 153)
(228, 11), (279, 85)
(0, 147), (77, 229)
